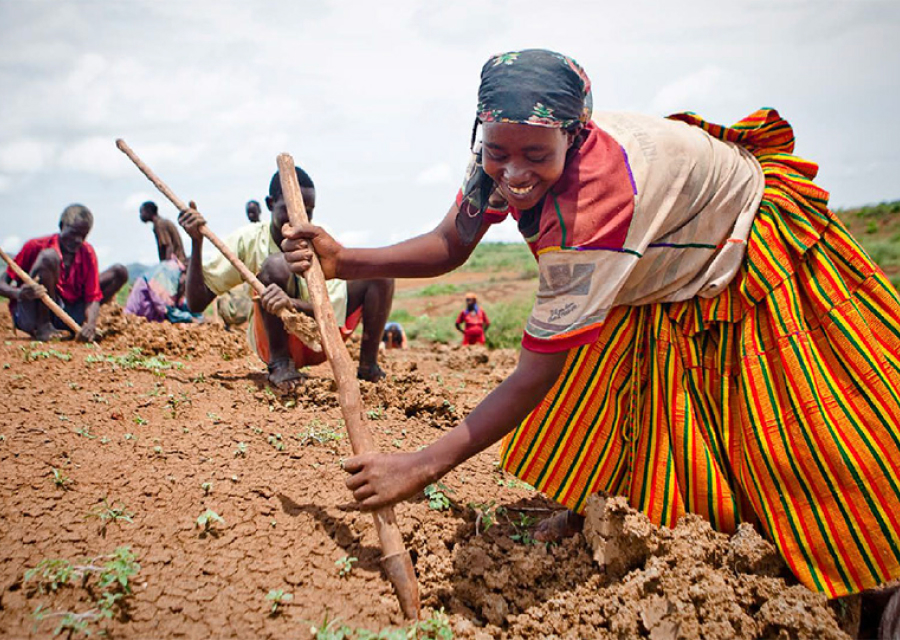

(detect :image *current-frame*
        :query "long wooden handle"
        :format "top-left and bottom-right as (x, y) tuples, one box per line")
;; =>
(277, 154), (420, 619)
(115, 139), (320, 351)
(0, 247), (83, 334)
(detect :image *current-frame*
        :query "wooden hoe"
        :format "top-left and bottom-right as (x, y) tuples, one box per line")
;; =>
(116, 139), (421, 619)
(0, 246), (84, 335)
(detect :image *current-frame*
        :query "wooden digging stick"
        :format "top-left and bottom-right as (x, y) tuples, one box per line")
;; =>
(115, 139), (321, 351)
(277, 154), (421, 620)
(0, 246), (83, 334)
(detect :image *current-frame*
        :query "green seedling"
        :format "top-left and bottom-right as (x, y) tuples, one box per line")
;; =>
(89, 393), (108, 404)
(124, 433), (136, 441)
(88, 499), (134, 536)
(196, 509), (225, 533)
(51, 468), (72, 490)
(86, 347), (182, 374)
(26, 547), (140, 637)
(21, 346), (72, 362)
(335, 555), (357, 578)
(268, 433), (285, 451)
(165, 392), (191, 418)
(99, 436), (110, 444)
(468, 501), (504, 535)
(153, 445), (163, 455)
(133, 414), (147, 426)
(0, 434), (6, 441)
(265, 588), (293, 614)
(235, 442), (248, 457)
(75, 426), (96, 439)
(510, 512), (538, 545)
(201, 482), (212, 495)
(365, 408), (384, 420)
(57, 414), (70, 422)
(423, 483), (453, 511)
(207, 411), (221, 422)
(295, 421), (343, 445)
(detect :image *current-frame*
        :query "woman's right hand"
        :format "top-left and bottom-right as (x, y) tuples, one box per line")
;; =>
(281, 223), (343, 280)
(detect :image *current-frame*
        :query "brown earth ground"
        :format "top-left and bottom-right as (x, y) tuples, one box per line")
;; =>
(0, 291), (866, 638)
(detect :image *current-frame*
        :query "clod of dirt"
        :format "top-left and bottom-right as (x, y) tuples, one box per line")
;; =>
(98, 304), (250, 360)
(450, 495), (853, 639)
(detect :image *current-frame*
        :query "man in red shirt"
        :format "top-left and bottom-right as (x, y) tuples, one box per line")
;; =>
(455, 292), (490, 345)
(0, 204), (128, 342)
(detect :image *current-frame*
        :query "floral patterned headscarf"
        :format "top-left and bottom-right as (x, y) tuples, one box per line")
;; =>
(457, 49), (593, 244)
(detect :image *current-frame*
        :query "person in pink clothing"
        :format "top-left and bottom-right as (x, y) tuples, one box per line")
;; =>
(455, 292), (489, 345)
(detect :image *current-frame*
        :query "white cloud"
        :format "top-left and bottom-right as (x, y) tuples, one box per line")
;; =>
(336, 229), (371, 246)
(0, 139), (55, 173)
(1, 235), (23, 253)
(649, 65), (746, 115)
(0, 174), (12, 193)
(58, 137), (136, 178)
(416, 163), (453, 186)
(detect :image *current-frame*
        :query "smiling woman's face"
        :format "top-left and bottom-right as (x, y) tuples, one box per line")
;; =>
(481, 122), (572, 211)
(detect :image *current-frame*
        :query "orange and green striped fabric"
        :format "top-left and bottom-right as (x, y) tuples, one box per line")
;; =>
(499, 109), (900, 598)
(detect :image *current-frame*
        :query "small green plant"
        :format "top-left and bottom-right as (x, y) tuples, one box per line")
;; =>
(152, 445), (163, 456)
(201, 482), (213, 495)
(295, 421), (343, 445)
(468, 501), (504, 534)
(26, 547), (140, 637)
(510, 512), (538, 545)
(124, 433), (136, 441)
(197, 509), (224, 533)
(335, 555), (357, 578)
(207, 411), (221, 423)
(88, 499), (134, 536)
(268, 433), (285, 451)
(265, 588), (293, 615)
(235, 442), (248, 457)
(21, 345), (72, 362)
(365, 408), (384, 420)
(165, 392), (191, 418)
(51, 468), (71, 490)
(74, 426), (96, 439)
(423, 483), (453, 511)
(86, 347), (182, 374)
(133, 414), (147, 426)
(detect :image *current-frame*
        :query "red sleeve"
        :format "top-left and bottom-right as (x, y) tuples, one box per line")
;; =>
(80, 244), (103, 303)
(6, 240), (41, 281)
(521, 326), (601, 354)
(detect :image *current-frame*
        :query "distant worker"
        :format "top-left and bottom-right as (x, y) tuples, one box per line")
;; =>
(140, 200), (187, 264)
(246, 200), (262, 223)
(381, 321), (407, 350)
(0, 204), (128, 342)
(455, 292), (490, 345)
(178, 166), (394, 387)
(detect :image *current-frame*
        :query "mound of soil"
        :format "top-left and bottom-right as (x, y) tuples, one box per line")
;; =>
(0, 306), (862, 638)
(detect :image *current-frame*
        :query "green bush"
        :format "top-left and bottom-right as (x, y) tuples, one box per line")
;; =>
(485, 296), (534, 350)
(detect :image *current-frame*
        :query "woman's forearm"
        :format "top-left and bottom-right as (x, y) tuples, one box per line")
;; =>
(418, 348), (569, 481)
(335, 204), (485, 280)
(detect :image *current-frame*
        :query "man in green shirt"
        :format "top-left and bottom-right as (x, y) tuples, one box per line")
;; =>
(178, 166), (393, 387)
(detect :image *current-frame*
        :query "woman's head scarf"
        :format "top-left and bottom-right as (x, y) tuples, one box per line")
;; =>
(457, 49), (593, 244)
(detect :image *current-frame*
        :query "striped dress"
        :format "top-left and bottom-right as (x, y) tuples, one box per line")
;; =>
(493, 109), (900, 598)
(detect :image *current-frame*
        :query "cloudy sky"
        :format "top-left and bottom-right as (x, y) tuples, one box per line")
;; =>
(1, 0), (897, 269)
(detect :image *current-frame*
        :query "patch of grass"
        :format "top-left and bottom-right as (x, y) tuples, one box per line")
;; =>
(51, 468), (72, 490)
(26, 546), (140, 637)
(461, 241), (534, 274)
(306, 608), (453, 639)
(21, 345), (72, 363)
(295, 421), (343, 445)
(85, 347), (182, 374)
(484, 295), (534, 349)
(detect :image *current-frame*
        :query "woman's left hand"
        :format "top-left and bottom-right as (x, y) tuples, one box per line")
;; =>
(342, 450), (435, 510)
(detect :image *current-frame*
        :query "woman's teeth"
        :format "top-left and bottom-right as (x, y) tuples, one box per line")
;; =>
(508, 184), (534, 196)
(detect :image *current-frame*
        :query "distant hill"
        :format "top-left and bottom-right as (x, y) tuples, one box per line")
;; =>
(834, 199), (900, 287)
(124, 262), (152, 283)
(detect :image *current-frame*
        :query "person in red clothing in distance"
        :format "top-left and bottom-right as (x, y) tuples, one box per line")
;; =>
(455, 292), (490, 345)
(0, 204), (128, 342)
